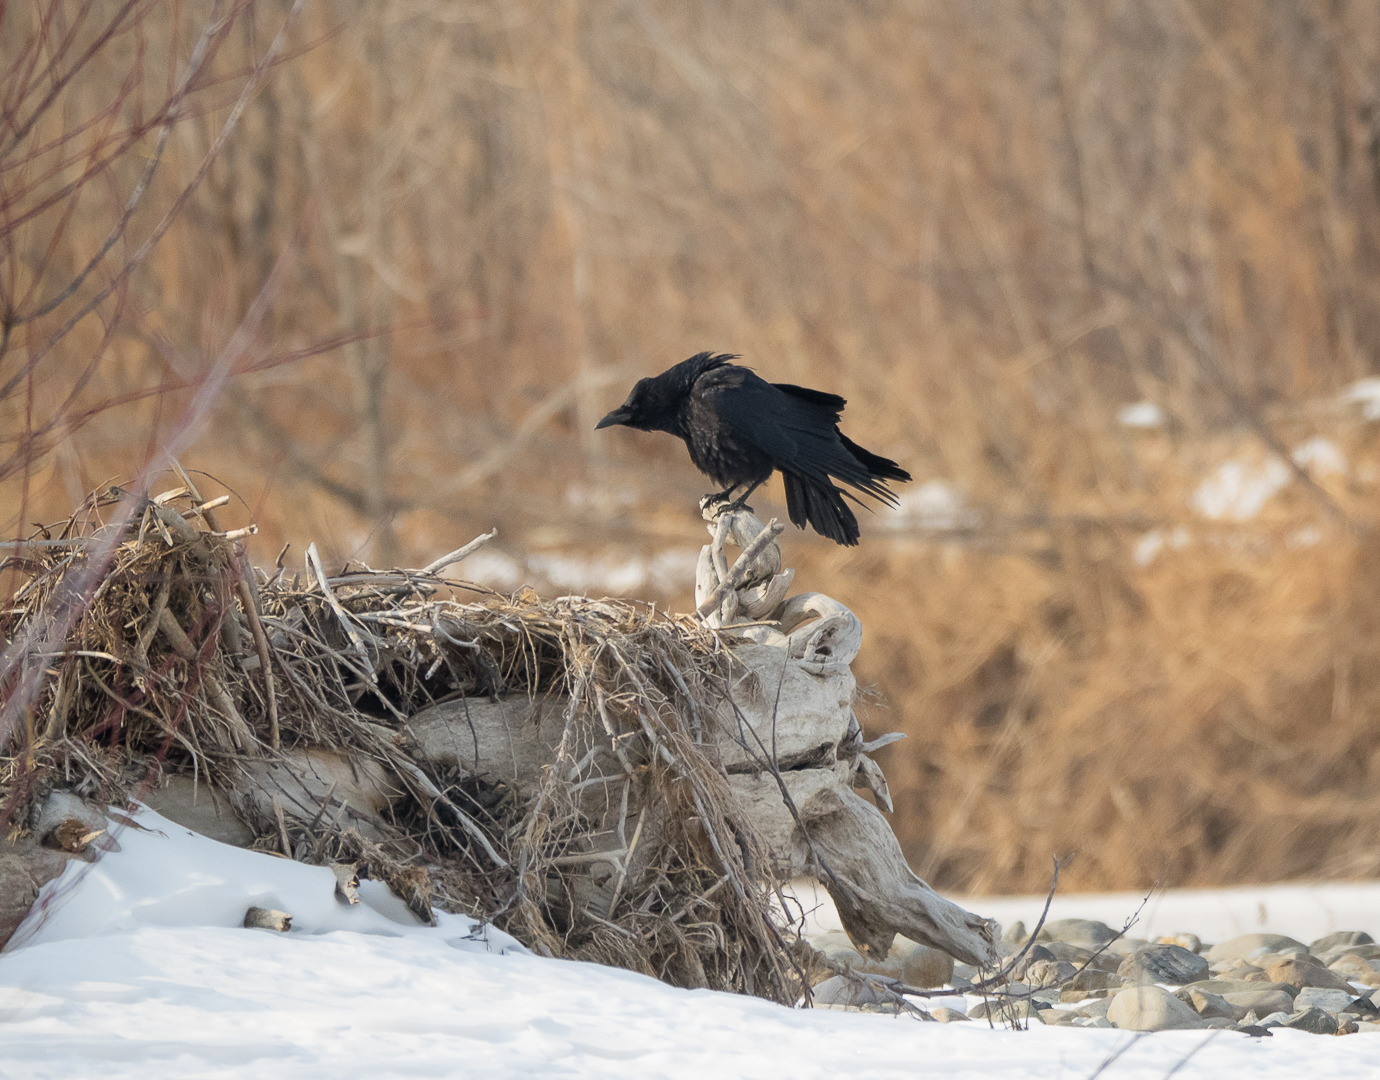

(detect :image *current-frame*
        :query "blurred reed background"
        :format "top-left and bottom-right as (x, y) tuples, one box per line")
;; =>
(7, 0), (1380, 895)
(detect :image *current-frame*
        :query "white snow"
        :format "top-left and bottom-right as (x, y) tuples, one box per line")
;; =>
(1117, 401), (1166, 429)
(4, 806), (1380, 1079)
(1132, 525), (1190, 567)
(1342, 378), (1380, 421)
(1290, 437), (1347, 478)
(1190, 457), (1292, 521)
(886, 481), (977, 531)
(1188, 439), (1345, 523)
(451, 547), (701, 596)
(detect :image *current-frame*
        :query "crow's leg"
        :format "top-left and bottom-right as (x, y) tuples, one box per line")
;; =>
(722, 478), (765, 515)
(701, 485), (740, 509)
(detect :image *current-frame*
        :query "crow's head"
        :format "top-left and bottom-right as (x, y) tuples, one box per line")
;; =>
(596, 352), (735, 434)
(595, 375), (670, 432)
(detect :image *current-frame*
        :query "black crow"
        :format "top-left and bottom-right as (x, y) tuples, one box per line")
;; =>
(595, 352), (910, 546)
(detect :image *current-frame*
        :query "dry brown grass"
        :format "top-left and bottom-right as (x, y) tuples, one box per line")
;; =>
(7, 1), (1380, 895)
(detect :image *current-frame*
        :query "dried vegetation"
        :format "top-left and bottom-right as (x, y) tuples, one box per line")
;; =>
(0, 479), (801, 1000)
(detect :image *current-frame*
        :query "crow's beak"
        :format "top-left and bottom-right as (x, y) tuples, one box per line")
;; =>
(595, 406), (631, 430)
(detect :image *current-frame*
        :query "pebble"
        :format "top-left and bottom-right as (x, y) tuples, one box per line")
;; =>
(1281, 1007), (1339, 1035)
(1264, 956), (1356, 991)
(1026, 959), (1077, 988)
(1184, 988), (1245, 1021)
(1293, 986), (1357, 1014)
(1311, 930), (1374, 953)
(1204, 933), (1307, 962)
(1117, 944), (1209, 986)
(1181, 979), (1298, 1000)
(1106, 985), (1206, 1031)
(803, 921), (1380, 1037)
(811, 974), (893, 1007)
(1038, 918), (1118, 949)
(811, 932), (953, 989)
(970, 998), (1046, 1024)
(1221, 989), (1296, 1018)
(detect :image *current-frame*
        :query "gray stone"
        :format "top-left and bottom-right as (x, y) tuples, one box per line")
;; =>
(1213, 962), (1266, 981)
(892, 936), (956, 988)
(1342, 993), (1380, 1018)
(1012, 944), (1056, 980)
(1257, 1010), (1292, 1027)
(1328, 956), (1380, 989)
(1265, 956), (1356, 991)
(1067, 968), (1127, 992)
(1294, 987), (1357, 1014)
(1311, 930), (1374, 954)
(931, 1007), (969, 1022)
(812, 931), (954, 989)
(1106, 985), (1207, 1031)
(1039, 918), (1118, 948)
(139, 775), (255, 847)
(811, 974), (892, 1007)
(1002, 920), (1028, 946)
(1283, 1007), (1339, 1035)
(1185, 988), (1246, 1021)
(970, 998), (1046, 1024)
(1076, 996), (1116, 1020)
(1183, 979), (1298, 999)
(1200, 1017), (1237, 1028)
(1026, 959), (1078, 988)
(1104, 937), (1151, 957)
(0, 841), (72, 949)
(1117, 944), (1210, 986)
(1223, 990), (1296, 1018)
(1321, 944), (1380, 964)
(1205, 934), (1308, 963)
(1041, 940), (1123, 973)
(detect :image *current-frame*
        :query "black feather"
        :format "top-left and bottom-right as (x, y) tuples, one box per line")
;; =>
(596, 353), (911, 546)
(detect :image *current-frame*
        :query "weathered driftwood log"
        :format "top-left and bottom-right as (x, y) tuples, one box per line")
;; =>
(727, 768), (996, 967)
(387, 508), (998, 969)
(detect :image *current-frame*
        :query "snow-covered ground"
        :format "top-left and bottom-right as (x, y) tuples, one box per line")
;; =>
(4, 806), (1380, 1079)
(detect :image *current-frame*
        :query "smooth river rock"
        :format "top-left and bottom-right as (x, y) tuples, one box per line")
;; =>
(1107, 985), (1206, 1031)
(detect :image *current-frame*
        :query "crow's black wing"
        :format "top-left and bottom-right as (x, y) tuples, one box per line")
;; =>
(772, 382), (846, 411)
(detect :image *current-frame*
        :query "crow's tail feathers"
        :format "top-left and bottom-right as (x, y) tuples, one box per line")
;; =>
(838, 433), (911, 487)
(782, 471), (861, 546)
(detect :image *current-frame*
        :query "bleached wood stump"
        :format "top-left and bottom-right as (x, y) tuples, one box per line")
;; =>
(391, 508), (997, 967)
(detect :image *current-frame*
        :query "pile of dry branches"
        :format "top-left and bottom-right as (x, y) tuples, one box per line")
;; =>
(0, 476), (801, 1002)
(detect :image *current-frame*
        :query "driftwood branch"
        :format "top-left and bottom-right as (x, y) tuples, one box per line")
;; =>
(421, 529), (497, 576)
(696, 519), (787, 621)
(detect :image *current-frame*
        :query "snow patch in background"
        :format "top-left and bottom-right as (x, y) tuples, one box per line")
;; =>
(1133, 525), (1190, 567)
(1342, 377), (1380, 420)
(885, 480), (977, 530)
(1291, 436), (1347, 477)
(1191, 457), (1292, 521)
(1189, 439), (1346, 523)
(458, 549), (523, 590)
(1117, 400), (1166, 428)
(450, 548), (701, 596)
